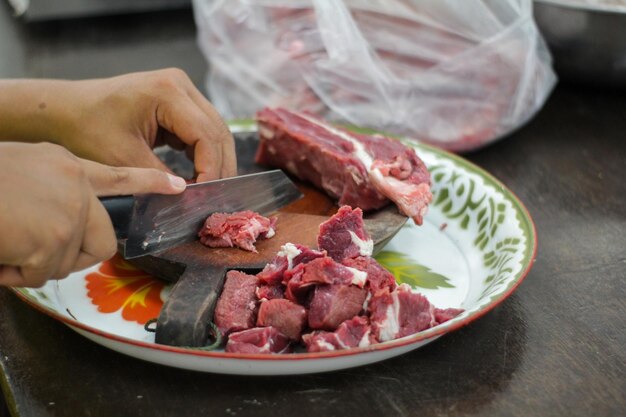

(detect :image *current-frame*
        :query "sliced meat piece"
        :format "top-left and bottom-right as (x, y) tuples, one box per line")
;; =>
(368, 284), (436, 342)
(255, 284), (284, 301)
(283, 263), (309, 305)
(255, 108), (432, 224)
(283, 256), (367, 304)
(342, 256), (397, 293)
(300, 256), (366, 287)
(434, 308), (464, 324)
(257, 299), (308, 340)
(318, 206), (373, 262)
(302, 316), (375, 352)
(225, 327), (291, 354)
(308, 284), (367, 330)
(198, 210), (277, 252)
(257, 243), (326, 285)
(214, 271), (259, 336)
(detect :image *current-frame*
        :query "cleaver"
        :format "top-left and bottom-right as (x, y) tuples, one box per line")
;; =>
(99, 169), (303, 259)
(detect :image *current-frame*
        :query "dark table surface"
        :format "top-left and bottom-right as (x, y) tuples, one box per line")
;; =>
(1, 4), (625, 417)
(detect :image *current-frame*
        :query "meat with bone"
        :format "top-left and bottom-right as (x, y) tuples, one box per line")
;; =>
(303, 316), (374, 353)
(213, 270), (259, 337)
(225, 326), (291, 354)
(198, 210), (276, 253)
(257, 298), (308, 340)
(317, 206), (373, 262)
(255, 107), (432, 224)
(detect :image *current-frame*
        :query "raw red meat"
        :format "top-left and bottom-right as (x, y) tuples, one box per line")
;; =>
(283, 256), (367, 304)
(212, 206), (464, 354)
(198, 210), (277, 253)
(255, 108), (432, 224)
(318, 206), (373, 262)
(303, 316), (375, 352)
(257, 299), (308, 340)
(225, 327), (291, 354)
(368, 284), (436, 342)
(256, 243), (326, 285)
(213, 271), (259, 336)
(434, 308), (464, 324)
(342, 256), (397, 293)
(255, 284), (284, 301)
(308, 284), (367, 330)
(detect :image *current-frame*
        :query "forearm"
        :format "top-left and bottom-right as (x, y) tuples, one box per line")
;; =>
(0, 79), (79, 145)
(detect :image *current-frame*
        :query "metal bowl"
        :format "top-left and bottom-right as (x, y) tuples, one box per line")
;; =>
(534, 0), (626, 87)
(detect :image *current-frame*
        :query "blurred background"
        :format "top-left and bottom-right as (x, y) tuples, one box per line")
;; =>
(0, 0), (203, 85)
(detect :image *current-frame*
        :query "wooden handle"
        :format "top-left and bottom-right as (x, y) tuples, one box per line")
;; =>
(155, 263), (227, 347)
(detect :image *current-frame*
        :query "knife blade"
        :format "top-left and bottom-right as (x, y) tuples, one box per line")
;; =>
(100, 170), (302, 259)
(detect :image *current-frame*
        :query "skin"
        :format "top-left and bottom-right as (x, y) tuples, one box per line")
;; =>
(0, 68), (237, 181)
(0, 69), (237, 287)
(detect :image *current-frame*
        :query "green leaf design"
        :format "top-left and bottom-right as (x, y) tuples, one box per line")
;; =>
(375, 251), (455, 289)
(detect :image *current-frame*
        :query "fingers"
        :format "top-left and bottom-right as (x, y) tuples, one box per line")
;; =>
(80, 191), (118, 267)
(0, 266), (34, 288)
(153, 69), (237, 181)
(183, 86), (237, 179)
(80, 158), (187, 197)
(156, 94), (224, 181)
(0, 217), (113, 288)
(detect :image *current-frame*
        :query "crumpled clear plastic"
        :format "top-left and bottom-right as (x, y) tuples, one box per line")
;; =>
(192, 0), (557, 152)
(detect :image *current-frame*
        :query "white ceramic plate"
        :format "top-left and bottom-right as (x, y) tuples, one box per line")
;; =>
(12, 122), (536, 375)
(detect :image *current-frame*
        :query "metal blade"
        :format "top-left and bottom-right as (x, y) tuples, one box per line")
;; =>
(123, 170), (302, 259)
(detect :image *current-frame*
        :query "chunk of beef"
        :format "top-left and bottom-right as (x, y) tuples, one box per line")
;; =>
(198, 210), (276, 252)
(214, 271), (259, 336)
(303, 316), (375, 352)
(318, 206), (373, 262)
(434, 308), (464, 324)
(283, 257), (367, 304)
(368, 284), (436, 342)
(255, 284), (284, 301)
(257, 243), (325, 285)
(342, 256), (397, 293)
(225, 327), (291, 354)
(257, 299), (308, 340)
(256, 108), (432, 224)
(300, 256), (367, 287)
(308, 284), (367, 330)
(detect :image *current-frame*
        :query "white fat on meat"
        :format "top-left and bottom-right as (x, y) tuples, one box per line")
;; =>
(277, 243), (302, 269)
(358, 329), (372, 348)
(362, 291), (372, 312)
(346, 267), (368, 288)
(295, 112), (375, 169)
(313, 339), (337, 352)
(348, 231), (373, 257)
(264, 227), (275, 238)
(377, 292), (401, 342)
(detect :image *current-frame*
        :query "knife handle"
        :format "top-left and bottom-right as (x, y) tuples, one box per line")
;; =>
(99, 196), (135, 240)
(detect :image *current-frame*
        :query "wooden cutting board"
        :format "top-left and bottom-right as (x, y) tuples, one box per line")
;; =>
(125, 132), (408, 348)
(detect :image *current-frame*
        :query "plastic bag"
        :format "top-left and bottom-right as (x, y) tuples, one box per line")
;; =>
(192, 0), (556, 151)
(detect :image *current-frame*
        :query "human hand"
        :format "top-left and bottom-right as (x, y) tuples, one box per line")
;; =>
(0, 142), (187, 288)
(0, 69), (236, 182)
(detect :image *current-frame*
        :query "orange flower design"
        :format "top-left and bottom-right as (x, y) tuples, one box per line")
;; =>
(86, 254), (165, 324)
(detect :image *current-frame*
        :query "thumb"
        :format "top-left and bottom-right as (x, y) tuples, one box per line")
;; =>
(79, 158), (187, 197)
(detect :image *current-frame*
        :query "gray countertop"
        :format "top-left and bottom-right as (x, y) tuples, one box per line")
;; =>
(0, 3), (625, 417)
